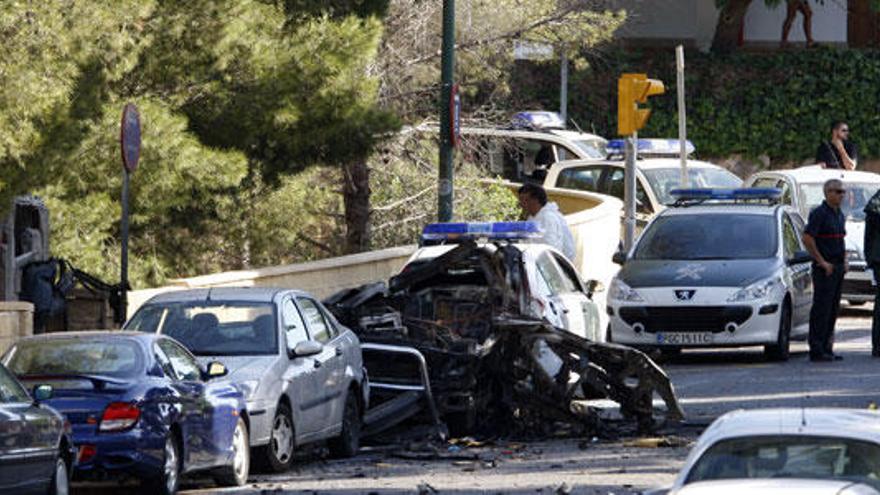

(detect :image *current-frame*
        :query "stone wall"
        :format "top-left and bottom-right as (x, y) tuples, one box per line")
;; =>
(0, 301), (33, 355)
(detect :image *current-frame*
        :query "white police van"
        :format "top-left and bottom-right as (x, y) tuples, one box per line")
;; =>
(402, 222), (604, 342)
(607, 188), (813, 360)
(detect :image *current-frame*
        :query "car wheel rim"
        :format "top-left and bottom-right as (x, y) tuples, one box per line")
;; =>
(271, 414), (293, 463)
(232, 421), (249, 482)
(55, 459), (68, 495)
(165, 438), (178, 492)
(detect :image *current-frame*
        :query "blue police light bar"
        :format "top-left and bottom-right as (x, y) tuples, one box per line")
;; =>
(607, 138), (696, 156)
(669, 187), (782, 201)
(422, 221), (542, 241)
(511, 111), (566, 130)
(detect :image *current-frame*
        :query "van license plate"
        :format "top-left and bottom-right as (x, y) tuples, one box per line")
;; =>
(656, 332), (713, 345)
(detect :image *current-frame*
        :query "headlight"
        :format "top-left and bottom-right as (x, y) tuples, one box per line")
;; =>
(847, 249), (862, 262)
(727, 276), (782, 302)
(609, 279), (644, 302)
(240, 380), (260, 401)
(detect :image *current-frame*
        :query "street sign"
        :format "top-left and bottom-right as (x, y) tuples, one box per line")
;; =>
(513, 40), (553, 61)
(450, 84), (461, 147)
(120, 103), (141, 173)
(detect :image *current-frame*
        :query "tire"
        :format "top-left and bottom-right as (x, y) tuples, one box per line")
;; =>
(765, 302), (791, 362)
(328, 392), (361, 458)
(47, 455), (69, 495)
(214, 417), (250, 486)
(149, 434), (180, 495)
(258, 402), (295, 472)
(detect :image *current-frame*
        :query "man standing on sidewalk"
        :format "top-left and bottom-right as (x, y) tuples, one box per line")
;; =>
(864, 189), (880, 357)
(803, 179), (848, 362)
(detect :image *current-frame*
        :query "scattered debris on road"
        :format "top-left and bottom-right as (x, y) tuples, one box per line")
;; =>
(326, 240), (684, 440)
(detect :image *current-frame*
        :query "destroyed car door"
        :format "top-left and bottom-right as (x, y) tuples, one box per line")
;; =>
(531, 251), (587, 337)
(551, 252), (601, 342)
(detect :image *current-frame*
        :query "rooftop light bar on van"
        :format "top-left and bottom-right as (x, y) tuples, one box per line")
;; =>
(606, 138), (695, 156)
(421, 221), (542, 241)
(669, 187), (782, 202)
(510, 111), (566, 130)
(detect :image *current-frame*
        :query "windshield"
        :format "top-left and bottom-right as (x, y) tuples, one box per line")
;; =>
(572, 139), (606, 159)
(799, 182), (880, 222)
(686, 435), (880, 490)
(643, 167), (743, 205)
(126, 301), (277, 356)
(635, 214), (777, 260)
(0, 365), (29, 402)
(4, 338), (143, 378)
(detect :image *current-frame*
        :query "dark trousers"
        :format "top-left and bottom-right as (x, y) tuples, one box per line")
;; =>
(809, 263), (844, 357)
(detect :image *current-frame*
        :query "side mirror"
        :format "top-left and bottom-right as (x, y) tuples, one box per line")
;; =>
(292, 340), (323, 358)
(788, 250), (812, 266)
(205, 361), (228, 379)
(32, 384), (53, 402)
(612, 251), (627, 265)
(586, 279), (605, 296)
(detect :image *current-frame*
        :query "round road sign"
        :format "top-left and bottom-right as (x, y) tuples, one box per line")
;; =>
(120, 103), (141, 173)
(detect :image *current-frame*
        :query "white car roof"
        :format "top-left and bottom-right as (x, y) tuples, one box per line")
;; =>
(756, 165), (880, 184)
(696, 408), (880, 448)
(673, 479), (879, 495)
(553, 157), (727, 171)
(547, 128), (606, 142)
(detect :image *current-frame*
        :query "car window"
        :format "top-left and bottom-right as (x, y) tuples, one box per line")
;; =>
(799, 182), (878, 221)
(282, 298), (309, 350)
(752, 177), (778, 189)
(298, 298), (334, 344)
(643, 167), (741, 205)
(556, 166), (604, 192)
(604, 168), (651, 213)
(157, 339), (202, 382)
(634, 214), (777, 260)
(551, 253), (583, 293)
(127, 301), (277, 356)
(779, 180), (794, 205)
(5, 338), (143, 378)
(153, 344), (177, 379)
(535, 253), (576, 294)
(782, 215), (801, 258)
(0, 365), (29, 403)
(685, 435), (880, 490)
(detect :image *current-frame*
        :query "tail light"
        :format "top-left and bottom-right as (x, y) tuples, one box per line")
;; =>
(99, 402), (140, 432)
(78, 444), (97, 463)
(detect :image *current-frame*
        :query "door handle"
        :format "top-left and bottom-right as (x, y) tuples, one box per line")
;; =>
(335, 347), (343, 357)
(314, 359), (322, 369)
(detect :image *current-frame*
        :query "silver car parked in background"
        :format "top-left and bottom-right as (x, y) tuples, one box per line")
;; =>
(125, 287), (368, 472)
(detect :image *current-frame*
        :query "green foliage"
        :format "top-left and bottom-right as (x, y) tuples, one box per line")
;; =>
(514, 47), (880, 164)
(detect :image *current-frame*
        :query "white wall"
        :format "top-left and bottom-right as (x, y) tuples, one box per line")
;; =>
(744, 0), (847, 43)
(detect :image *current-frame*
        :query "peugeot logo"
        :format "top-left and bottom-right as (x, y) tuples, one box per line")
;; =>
(675, 289), (696, 301)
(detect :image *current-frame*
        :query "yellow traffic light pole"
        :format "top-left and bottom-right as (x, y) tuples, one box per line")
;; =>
(618, 73), (664, 250)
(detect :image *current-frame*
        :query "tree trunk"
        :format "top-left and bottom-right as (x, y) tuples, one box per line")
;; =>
(342, 161), (371, 254)
(711, 0), (753, 54)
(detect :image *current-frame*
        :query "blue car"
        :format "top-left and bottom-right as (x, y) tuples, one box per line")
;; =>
(1, 331), (250, 494)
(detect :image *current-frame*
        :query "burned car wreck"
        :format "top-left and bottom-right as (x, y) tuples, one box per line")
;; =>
(326, 237), (684, 438)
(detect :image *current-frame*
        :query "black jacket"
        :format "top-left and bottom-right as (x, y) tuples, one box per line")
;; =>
(864, 190), (880, 265)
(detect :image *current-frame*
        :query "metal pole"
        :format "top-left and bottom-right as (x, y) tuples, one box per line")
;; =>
(119, 170), (130, 324)
(2, 203), (14, 300)
(560, 50), (568, 123)
(438, 0), (456, 223)
(676, 45), (688, 187)
(624, 133), (637, 250)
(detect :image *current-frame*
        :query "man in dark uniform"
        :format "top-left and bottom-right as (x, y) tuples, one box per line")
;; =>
(863, 189), (880, 357)
(802, 179), (848, 361)
(816, 121), (857, 170)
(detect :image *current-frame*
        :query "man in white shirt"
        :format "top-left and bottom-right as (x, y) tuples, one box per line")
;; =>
(517, 183), (576, 260)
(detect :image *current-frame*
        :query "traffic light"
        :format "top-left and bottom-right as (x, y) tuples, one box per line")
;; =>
(618, 73), (665, 136)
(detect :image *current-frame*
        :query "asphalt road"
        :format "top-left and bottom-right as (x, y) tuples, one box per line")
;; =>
(76, 308), (880, 495)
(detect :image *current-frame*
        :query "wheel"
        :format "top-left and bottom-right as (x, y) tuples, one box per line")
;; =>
(48, 455), (69, 495)
(149, 434), (180, 495)
(214, 417), (250, 486)
(258, 402), (295, 472)
(765, 302), (791, 362)
(328, 392), (361, 458)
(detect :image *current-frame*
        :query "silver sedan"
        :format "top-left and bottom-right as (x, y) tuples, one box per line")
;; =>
(125, 287), (368, 472)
